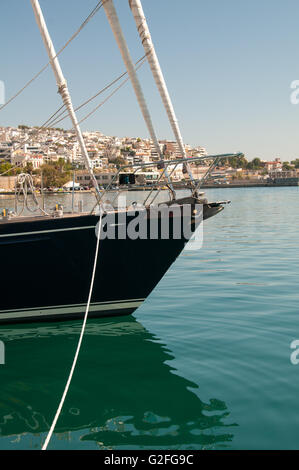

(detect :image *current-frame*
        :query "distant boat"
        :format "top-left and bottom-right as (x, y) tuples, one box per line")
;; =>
(63, 181), (80, 189)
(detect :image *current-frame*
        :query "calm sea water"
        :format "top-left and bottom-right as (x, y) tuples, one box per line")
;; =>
(1, 187), (299, 450)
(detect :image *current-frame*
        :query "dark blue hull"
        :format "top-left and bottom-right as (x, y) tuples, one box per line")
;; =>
(0, 200), (223, 324)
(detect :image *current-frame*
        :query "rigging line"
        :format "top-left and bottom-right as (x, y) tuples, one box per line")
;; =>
(53, 57), (147, 129)
(55, 1), (104, 59)
(0, 56), (145, 177)
(42, 213), (103, 451)
(45, 54), (147, 129)
(77, 58), (147, 125)
(0, 63), (49, 113)
(0, 1), (103, 112)
(78, 80), (130, 126)
(75, 54), (146, 112)
(30, 103), (67, 132)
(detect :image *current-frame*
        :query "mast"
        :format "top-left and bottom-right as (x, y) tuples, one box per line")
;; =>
(30, 0), (101, 199)
(102, 0), (161, 158)
(103, 0), (175, 194)
(128, 0), (195, 183)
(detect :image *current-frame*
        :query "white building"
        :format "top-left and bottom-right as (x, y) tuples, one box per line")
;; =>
(11, 153), (44, 169)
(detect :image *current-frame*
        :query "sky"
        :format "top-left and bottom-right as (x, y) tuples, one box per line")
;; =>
(1, 0), (299, 161)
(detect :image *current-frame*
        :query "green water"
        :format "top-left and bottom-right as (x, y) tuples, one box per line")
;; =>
(1, 187), (299, 449)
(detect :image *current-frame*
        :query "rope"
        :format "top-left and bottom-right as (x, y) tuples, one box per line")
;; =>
(14, 173), (49, 216)
(42, 212), (103, 450)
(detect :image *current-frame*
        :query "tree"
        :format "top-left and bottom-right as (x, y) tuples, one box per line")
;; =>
(246, 157), (263, 170)
(0, 162), (13, 174)
(24, 162), (34, 174)
(121, 146), (132, 154)
(113, 157), (127, 169)
(39, 161), (71, 187)
(0, 162), (22, 176)
(219, 154), (248, 169)
(282, 162), (292, 171)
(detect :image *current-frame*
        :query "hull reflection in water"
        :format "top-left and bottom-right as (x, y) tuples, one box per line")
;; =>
(0, 317), (237, 449)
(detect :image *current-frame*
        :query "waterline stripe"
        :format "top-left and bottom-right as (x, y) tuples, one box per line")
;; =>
(0, 298), (144, 313)
(0, 299), (144, 320)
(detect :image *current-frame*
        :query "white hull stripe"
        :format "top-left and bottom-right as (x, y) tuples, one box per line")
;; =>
(0, 225), (95, 238)
(0, 299), (144, 320)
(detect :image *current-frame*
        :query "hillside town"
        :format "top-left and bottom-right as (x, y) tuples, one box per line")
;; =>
(1, 125), (299, 190)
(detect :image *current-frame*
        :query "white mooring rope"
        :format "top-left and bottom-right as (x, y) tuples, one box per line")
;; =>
(42, 214), (102, 450)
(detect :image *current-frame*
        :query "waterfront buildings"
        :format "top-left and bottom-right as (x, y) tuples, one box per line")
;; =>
(1, 126), (299, 188)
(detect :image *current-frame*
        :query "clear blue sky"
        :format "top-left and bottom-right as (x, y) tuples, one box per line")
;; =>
(1, 0), (299, 161)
